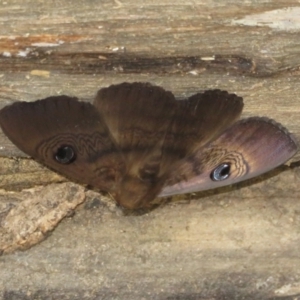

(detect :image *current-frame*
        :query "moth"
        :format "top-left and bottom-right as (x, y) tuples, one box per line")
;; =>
(0, 82), (298, 209)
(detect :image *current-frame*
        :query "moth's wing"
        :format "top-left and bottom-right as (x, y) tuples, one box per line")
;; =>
(0, 96), (125, 192)
(94, 82), (176, 150)
(95, 85), (244, 155)
(160, 117), (298, 197)
(169, 89), (244, 156)
(94, 83), (244, 209)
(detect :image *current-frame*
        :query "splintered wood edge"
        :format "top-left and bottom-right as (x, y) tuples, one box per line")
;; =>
(0, 183), (87, 254)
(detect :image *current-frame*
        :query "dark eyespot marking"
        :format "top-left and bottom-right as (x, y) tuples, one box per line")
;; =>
(54, 145), (76, 164)
(210, 163), (231, 181)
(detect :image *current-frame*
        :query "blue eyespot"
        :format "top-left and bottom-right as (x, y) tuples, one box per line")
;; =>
(210, 163), (231, 181)
(55, 145), (76, 164)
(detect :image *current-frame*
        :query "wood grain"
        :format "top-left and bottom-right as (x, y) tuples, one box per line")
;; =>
(1, 1), (300, 299)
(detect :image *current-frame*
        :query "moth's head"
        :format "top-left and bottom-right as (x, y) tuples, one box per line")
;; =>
(112, 175), (164, 210)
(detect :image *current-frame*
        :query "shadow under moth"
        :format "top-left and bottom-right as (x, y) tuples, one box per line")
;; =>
(0, 82), (298, 210)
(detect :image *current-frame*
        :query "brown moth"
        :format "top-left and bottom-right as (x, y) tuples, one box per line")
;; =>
(0, 82), (298, 209)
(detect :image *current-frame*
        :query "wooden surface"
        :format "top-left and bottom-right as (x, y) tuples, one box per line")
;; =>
(1, 0), (300, 299)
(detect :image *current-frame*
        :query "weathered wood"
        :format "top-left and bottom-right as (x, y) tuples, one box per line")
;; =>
(1, 1), (300, 299)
